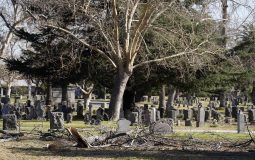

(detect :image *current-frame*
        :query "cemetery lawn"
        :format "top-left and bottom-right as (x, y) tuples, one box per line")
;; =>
(0, 120), (255, 160)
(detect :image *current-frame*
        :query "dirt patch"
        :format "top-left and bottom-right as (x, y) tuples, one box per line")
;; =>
(0, 134), (254, 160)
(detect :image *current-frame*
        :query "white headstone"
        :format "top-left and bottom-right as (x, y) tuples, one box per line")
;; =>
(151, 108), (157, 122)
(117, 119), (131, 133)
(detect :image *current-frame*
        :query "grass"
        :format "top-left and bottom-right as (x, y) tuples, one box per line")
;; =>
(165, 132), (250, 142)
(0, 120), (254, 160)
(0, 119), (118, 136)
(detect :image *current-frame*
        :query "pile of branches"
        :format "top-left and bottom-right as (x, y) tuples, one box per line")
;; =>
(44, 127), (255, 152)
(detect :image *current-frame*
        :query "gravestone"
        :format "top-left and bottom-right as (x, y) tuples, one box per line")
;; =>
(142, 108), (151, 126)
(158, 118), (174, 126)
(137, 108), (143, 124)
(225, 107), (232, 118)
(35, 100), (44, 120)
(176, 120), (181, 126)
(196, 107), (205, 127)
(84, 113), (91, 124)
(3, 114), (17, 130)
(167, 109), (177, 122)
(192, 108), (198, 121)
(96, 107), (104, 120)
(237, 111), (245, 133)
(128, 112), (139, 124)
(156, 111), (161, 121)
(183, 109), (192, 120)
(232, 106), (239, 120)
(248, 109), (255, 122)
(25, 107), (31, 119)
(76, 100), (84, 118)
(149, 122), (173, 134)
(211, 109), (220, 122)
(185, 119), (192, 126)
(50, 112), (64, 130)
(66, 113), (73, 123)
(205, 110), (211, 122)
(117, 119), (131, 133)
(150, 108), (157, 123)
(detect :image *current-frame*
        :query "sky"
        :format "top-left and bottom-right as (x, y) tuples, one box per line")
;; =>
(192, 0), (255, 48)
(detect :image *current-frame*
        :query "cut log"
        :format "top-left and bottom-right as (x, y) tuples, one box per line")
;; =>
(66, 127), (90, 148)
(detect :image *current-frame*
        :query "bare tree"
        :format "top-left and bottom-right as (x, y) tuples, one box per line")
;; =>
(2, 0), (223, 120)
(0, 0), (28, 57)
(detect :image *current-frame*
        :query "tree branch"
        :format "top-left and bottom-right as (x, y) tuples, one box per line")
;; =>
(46, 24), (117, 68)
(133, 40), (210, 69)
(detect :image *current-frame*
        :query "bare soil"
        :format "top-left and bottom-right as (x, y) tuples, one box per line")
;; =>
(0, 134), (254, 160)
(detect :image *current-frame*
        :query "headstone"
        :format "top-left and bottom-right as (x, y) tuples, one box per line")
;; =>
(137, 108), (143, 124)
(159, 118), (174, 126)
(225, 107), (232, 117)
(142, 107), (151, 126)
(211, 109), (220, 122)
(150, 108), (157, 123)
(35, 100), (44, 120)
(156, 111), (161, 121)
(205, 110), (211, 122)
(3, 114), (17, 130)
(183, 109), (192, 120)
(50, 112), (64, 130)
(192, 108), (198, 121)
(117, 119), (131, 133)
(96, 107), (104, 120)
(149, 122), (173, 134)
(237, 111), (245, 133)
(178, 109), (184, 117)
(1, 103), (10, 115)
(76, 101), (84, 118)
(128, 112), (139, 124)
(167, 109), (177, 122)
(248, 109), (255, 123)
(196, 107), (205, 127)
(25, 107), (31, 119)
(84, 113), (91, 124)
(185, 119), (192, 126)
(66, 113), (73, 123)
(232, 106), (239, 120)
(176, 120), (181, 126)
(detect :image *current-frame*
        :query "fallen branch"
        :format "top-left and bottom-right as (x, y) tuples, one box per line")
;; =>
(66, 127), (91, 148)
(0, 130), (24, 137)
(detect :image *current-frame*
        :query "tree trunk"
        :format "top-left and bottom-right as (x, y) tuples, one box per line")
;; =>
(166, 85), (176, 110)
(109, 71), (131, 121)
(123, 89), (136, 118)
(46, 81), (52, 105)
(252, 81), (255, 105)
(221, 0), (228, 47)
(61, 84), (68, 102)
(159, 85), (166, 109)
(83, 92), (92, 111)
